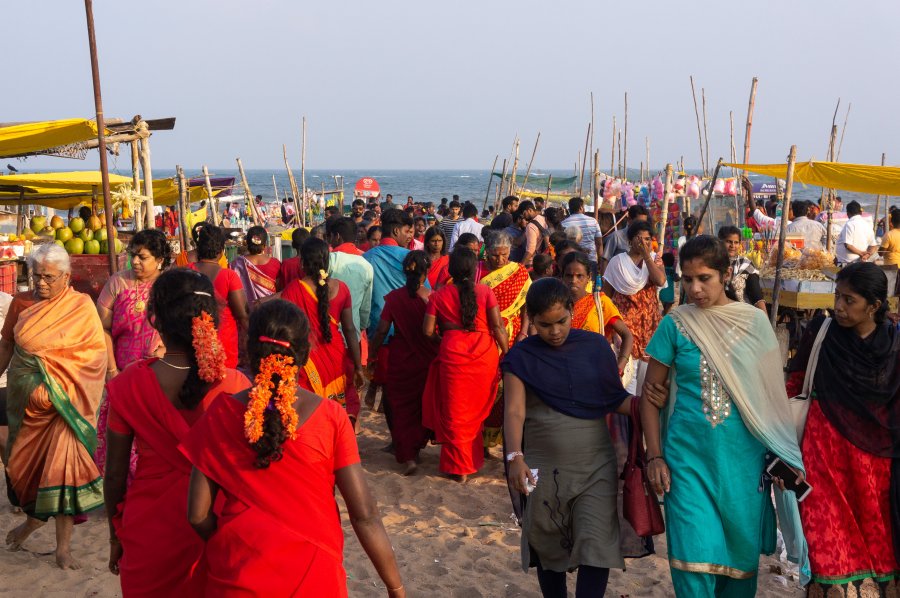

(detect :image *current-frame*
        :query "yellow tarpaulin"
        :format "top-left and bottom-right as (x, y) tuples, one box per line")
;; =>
(725, 161), (900, 196)
(150, 178), (226, 206)
(0, 119), (104, 158)
(0, 171), (133, 208)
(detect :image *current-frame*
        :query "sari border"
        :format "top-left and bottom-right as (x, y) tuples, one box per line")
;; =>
(30, 478), (104, 520)
(669, 558), (756, 580)
(810, 569), (900, 585)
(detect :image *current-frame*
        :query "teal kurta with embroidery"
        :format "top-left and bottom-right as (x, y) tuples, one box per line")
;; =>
(646, 315), (776, 580)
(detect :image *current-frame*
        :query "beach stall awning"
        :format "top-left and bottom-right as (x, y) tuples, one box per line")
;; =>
(0, 170), (131, 195)
(151, 177), (234, 206)
(0, 119), (106, 159)
(492, 172), (578, 190)
(725, 161), (900, 196)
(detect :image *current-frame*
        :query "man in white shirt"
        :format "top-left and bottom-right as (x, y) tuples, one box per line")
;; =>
(836, 200), (877, 264)
(449, 202), (484, 250)
(561, 197), (603, 268)
(786, 200), (827, 251)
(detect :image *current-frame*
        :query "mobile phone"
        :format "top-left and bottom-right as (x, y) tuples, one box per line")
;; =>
(766, 458), (813, 502)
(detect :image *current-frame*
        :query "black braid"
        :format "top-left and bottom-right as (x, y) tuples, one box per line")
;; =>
(403, 250), (431, 298)
(449, 247), (477, 330)
(300, 237), (333, 343)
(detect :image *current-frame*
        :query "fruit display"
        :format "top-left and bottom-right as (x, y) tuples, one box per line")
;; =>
(29, 213), (123, 256)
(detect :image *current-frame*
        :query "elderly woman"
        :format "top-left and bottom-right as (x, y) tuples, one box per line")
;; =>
(94, 229), (172, 476)
(1, 244), (107, 569)
(480, 230), (531, 448)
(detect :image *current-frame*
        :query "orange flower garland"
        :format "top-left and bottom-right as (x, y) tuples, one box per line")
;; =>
(191, 311), (227, 382)
(244, 354), (299, 444)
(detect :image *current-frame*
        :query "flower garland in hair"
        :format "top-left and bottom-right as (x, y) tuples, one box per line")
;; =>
(318, 269), (329, 286)
(244, 354), (299, 444)
(191, 311), (227, 382)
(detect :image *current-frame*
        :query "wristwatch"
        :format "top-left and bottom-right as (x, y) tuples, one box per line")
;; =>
(505, 451), (524, 462)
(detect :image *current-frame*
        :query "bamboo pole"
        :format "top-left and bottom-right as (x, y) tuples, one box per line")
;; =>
(521, 134), (541, 189)
(138, 136), (155, 229)
(623, 92), (628, 180)
(483, 154), (499, 213)
(610, 117), (616, 177)
(771, 145), (798, 328)
(702, 88), (710, 176)
(498, 159), (508, 201)
(617, 132), (622, 179)
(659, 164), (674, 251)
(690, 76), (706, 176)
(16, 190), (23, 236)
(510, 138), (520, 196)
(742, 77), (759, 199)
(300, 117), (307, 227)
(130, 139), (143, 231)
(272, 175), (279, 208)
(83, 0), (117, 274)
(640, 162), (644, 184)
(236, 158), (262, 225)
(203, 165), (220, 226)
(545, 175), (552, 206)
(693, 159), (724, 234)
(282, 144), (301, 225)
(874, 152), (887, 234)
(579, 123), (591, 195)
(592, 150), (601, 221)
(836, 102), (852, 162)
(825, 125), (838, 251)
(821, 100), (841, 208)
(176, 166), (190, 250)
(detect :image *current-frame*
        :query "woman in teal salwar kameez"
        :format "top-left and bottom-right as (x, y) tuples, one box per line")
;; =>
(640, 236), (809, 597)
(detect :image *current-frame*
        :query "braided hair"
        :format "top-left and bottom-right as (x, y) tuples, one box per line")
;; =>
(403, 250), (431, 298)
(448, 246), (478, 330)
(300, 237), (333, 343)
(147, 268), (219, 409)
(245, 225), (267, 256)
(247, 300), (311, 468)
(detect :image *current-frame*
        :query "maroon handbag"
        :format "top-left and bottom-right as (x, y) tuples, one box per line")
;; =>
(621, 397), (665, 537)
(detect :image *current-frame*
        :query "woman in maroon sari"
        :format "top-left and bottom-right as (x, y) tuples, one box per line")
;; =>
(184, 300), (405, 597)
(368, 251), (438, 475)
(104, 269), (249, 597)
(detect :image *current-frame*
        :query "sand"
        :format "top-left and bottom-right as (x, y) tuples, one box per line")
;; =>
(0, 406), (805, 597)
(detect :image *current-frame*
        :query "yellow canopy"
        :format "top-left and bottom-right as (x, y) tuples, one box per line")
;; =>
(0, 170), (131, 194)
(0, 119), (104, 158)
(725, 161), (900, 196)
(150, 178), (226, 207)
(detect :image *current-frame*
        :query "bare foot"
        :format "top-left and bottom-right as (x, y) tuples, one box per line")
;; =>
(6, 518), (44, 550)
(448, 474), (468, 483)
(55, 548), (81, 570)
(402, 460), (417, 476)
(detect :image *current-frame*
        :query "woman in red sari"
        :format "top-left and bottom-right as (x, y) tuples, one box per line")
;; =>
(422, 247), (509, 481)
(787, 262), (900, 596)
(231, 225), (281, 306)
(368, 251), (438, 475)
(425, 226), (449, 289)
(184, 300), (405, 597)
(281, 237), (365, 420)
(190, 225), (249, 368)
(104, 269), (249, 597)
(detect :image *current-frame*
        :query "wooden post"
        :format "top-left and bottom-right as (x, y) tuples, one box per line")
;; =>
(640, 162), (644, 185)
(836, 103), (852, 162)
(300, 116), (307, 227)
(92, 186), (99, 217)
(16, 190), (24, 236)
(510, 138), (520, 196)
(138, 136), (155, 229)
(593, 150), (601, 221)
(579, 123), (591, 195)
(498, 158), (508, 201)
(690, 76), (706, 175)
(623, 92), (628, 180)
(659, 164), (674, 251)
(483, 154), (499, 213)
(272, 175), (279, 208)
(521, 134), (541, 189)
(83, 0), (117, 274)
(545, 175), (553, 206)
(610, 116), (616, 177)
(130, 139), (143, 231)
(742, 77), (759, 181)
(203, 165), (220, 226)
(770, 145), (798, 328)
(694, 159), (725, 232)
(176, 166), (190, 251)
(825, 125), (838, 251)
(282, 144), (301, 226)
(617, 131), (622, 179)
(874, 152), (887, 234)
(236, 158), (262, 225)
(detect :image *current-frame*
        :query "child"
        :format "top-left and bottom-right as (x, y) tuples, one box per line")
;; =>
(531, 254), (554, 280)
(660, 252), (676, 314)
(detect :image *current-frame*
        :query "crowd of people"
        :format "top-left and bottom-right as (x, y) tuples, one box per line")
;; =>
(0, 190), (896, 598)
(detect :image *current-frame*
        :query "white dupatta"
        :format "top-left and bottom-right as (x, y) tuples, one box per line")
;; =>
(604, 252), (652, 295)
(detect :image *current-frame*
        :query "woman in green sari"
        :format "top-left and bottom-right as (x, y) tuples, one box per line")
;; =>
(640, 235), (807, 597)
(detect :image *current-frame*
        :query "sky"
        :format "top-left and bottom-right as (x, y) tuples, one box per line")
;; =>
(4, 1), (900, 172)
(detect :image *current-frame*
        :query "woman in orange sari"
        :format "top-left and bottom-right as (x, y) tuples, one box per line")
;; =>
(104, 269), (249, 597)
(422, 247), (509, 481)
(281, 238), (365, 419)
(184, 300), (405, 597)
(479, 230), (531, 448)
(0, 244), (107, 569)
(562, 251), (633, 371)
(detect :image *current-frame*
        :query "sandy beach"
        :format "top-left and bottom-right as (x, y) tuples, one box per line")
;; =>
(0, 405), (805, 597)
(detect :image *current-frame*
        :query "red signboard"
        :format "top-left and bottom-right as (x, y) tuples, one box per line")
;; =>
(353, 177), (380, 199)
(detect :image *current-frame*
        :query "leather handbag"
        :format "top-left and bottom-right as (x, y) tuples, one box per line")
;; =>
(789, 318), (831, 441)
(621, 397), (665, 537)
